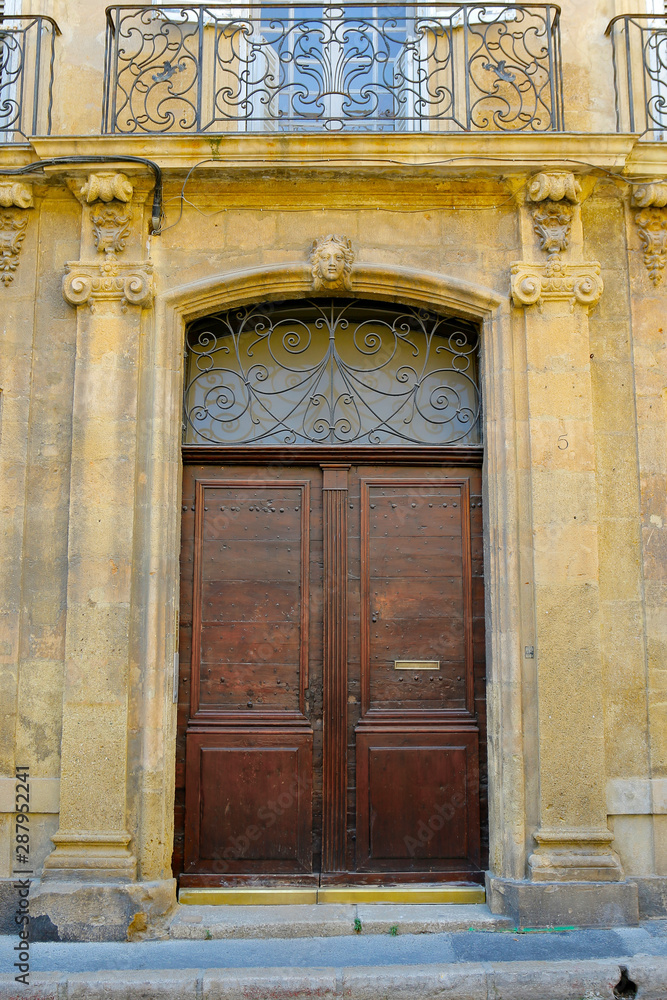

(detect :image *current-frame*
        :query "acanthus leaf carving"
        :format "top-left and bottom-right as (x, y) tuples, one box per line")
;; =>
(310, 235), (354, 292)
(62, 259), (153, 312)
(511, 260), (603, 312)
(634, 208), (667, 285)
(0, 211), (29, 286)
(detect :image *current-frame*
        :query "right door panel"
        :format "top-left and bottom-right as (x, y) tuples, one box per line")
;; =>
(352, 470), (483, 877)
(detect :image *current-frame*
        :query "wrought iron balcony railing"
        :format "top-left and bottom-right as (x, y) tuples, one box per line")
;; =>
(102, 3), (564, 134)
(0, 15), (60, 142)
(607, 13), (667, 138)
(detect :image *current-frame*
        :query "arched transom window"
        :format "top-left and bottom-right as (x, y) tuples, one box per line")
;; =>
(183, 298), (481, 446)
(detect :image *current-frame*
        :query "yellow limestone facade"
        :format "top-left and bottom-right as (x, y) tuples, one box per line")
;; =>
(0, 0), (666, 938)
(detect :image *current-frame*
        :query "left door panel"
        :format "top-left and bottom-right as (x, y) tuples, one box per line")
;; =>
(178, 468), (322, 883)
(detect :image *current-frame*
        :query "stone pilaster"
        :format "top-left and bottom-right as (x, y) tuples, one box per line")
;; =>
(42, 174), (153, 881)
(510, 256), (624, 884)
(42, 256), (153, 880)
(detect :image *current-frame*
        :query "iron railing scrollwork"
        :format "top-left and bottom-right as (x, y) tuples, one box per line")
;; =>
(607, 13), (667, 137)
(103, 3), (564, 134)
(183, 299), (481, 447)
(0, 15), (60, 142)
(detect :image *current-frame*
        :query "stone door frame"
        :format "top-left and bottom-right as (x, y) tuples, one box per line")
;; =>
(148, 261), (525, 887)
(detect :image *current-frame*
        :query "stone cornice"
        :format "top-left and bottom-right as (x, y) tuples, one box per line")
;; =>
(28, 134), (642, 175)
(63, 258), (153, 311)
(511, 260), (603, 311)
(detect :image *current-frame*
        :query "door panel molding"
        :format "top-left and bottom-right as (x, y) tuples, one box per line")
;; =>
(190, 478), (311, 725)
(359, 477), (475, 723)
(355, 727), (481, 872)
(183, 729), (313, 877)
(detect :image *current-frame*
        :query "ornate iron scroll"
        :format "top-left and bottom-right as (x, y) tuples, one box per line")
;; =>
(183, 298), (481, 446)
(607, 14), (667, 136)
(103, 4), (563, 134)
(0, 17), (59, 141)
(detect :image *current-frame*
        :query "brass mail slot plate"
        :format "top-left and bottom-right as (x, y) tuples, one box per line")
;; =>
(394, 660), (440, 671)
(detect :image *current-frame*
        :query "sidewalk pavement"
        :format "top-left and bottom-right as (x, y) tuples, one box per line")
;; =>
(1, 908), (666, 998)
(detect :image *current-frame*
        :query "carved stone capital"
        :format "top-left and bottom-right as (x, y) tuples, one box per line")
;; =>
(79, 172), (133, 205)
(0, 210), (30, 286)
(632, 181), (667, 209)
(511, 260), (603, 311)
(634, 207), (667, 285)
(528, 171), (581, 204)
(0, 181), (34, 209)
(310, 234), (354, 292)
(63, 259), (153, 311)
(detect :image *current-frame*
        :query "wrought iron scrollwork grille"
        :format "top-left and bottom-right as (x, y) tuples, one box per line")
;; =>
(183, 299), (481, 446)
(103, 3), (564, 134)
(607, 13), (667, 136)
(0, 16), (59, 142)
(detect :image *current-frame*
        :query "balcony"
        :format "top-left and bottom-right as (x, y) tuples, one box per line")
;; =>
(607, 13), (667, 139)
(101, 3), (564, 134)
(0, 15), (60, 142)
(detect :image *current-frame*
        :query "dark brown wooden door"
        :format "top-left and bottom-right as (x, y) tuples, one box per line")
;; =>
(175, 456), (486, 886)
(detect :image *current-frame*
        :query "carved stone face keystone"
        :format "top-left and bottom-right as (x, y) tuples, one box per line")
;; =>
(310, 235), (354, 291)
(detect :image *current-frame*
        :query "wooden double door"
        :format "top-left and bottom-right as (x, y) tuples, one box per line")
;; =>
(175, 453), (486, 885)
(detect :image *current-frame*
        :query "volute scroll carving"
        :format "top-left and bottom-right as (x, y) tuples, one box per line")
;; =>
(62, 259), (153, 312)
(0, 181), (34, 210)
(79, 172), (133, 205)
(632, 181), (667, 209)
(527, 171), (582, 205)
(511, 260), (603, 312)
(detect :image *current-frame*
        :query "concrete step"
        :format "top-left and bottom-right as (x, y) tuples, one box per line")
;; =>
(168, 902), (512, 939)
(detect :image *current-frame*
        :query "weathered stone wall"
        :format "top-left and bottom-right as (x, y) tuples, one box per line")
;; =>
(0, 0), (666, 936)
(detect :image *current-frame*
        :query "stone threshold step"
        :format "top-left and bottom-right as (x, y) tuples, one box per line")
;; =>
(169, 902), (512, 938)
(179, 884), (485, 906)
(3, 957), (666, 1000)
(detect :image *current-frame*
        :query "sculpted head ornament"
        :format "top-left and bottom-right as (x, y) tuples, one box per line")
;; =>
(310, 235), (354, 291)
